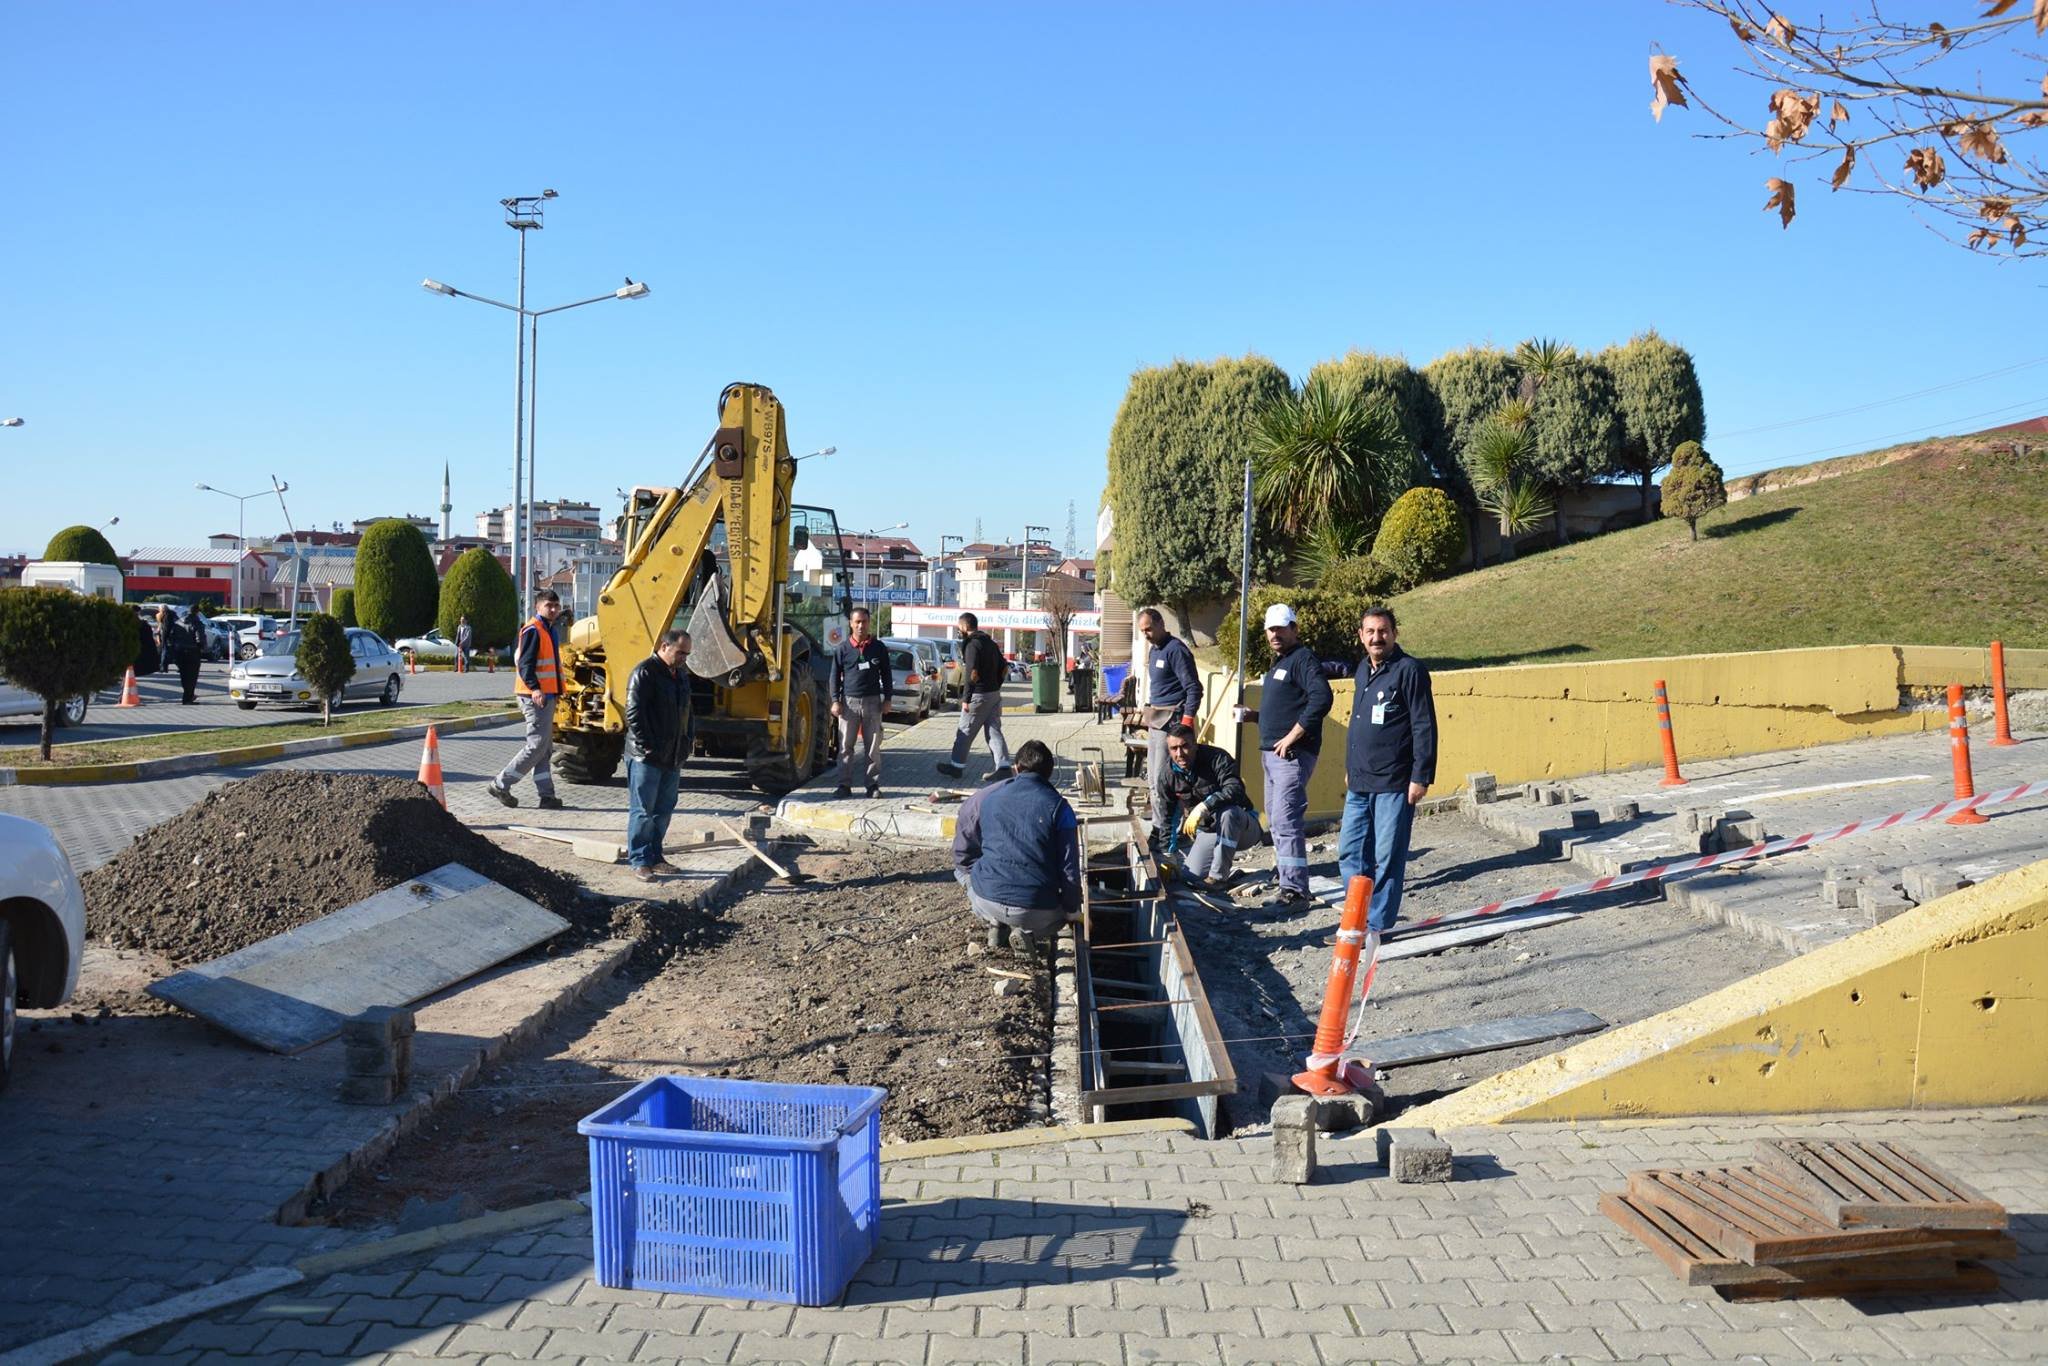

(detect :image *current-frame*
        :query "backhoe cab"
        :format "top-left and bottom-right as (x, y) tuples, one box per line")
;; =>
(550, 382), (847, 795)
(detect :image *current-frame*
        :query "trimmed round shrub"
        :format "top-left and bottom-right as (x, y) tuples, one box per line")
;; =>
(294, 613), (355, 722)
(43, 525), (121, 567)
(1661, 440), (1727, 541)
(1371, 487), (1468, 589)
(437, 546), (519, 650)
(331, 587), (357, 627)
(1218, 555), (1398, 674)
(0, 587), (137, 758)
(353, 519), (439, 643)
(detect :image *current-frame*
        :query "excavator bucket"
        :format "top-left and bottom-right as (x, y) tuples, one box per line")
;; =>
(684, 573), (750, 682)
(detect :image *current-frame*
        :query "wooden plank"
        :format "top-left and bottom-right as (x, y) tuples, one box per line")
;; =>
(148, 864), (569, 1053)
(1717, 1262), (1999, 1303)
(1343, 1009), (1606, 1070)
(1628, 1166), (2016, 1265)
(1601, 1193), (1998, 1289)
(1375, 910), (1580, 960)
(1756, 1140), (2008, 1230)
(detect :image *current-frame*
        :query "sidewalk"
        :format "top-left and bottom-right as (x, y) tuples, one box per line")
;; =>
(104, 1106), (2048, 1364)
(1470, 726), (2048, 953)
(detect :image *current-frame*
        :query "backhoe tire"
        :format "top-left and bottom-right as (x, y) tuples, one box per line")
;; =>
(553, 730), (624, 785)
(745, 672), (822, 797)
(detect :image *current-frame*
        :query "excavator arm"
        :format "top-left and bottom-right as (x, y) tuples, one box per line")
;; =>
(552, 383), (828, 793)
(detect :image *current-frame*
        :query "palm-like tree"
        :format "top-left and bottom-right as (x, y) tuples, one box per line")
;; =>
(1464, 410), (1553, 561)
(1251, 376), (1416, 545)
(1513, 337), (1574, 402)
(1289, 515), (1371, 583)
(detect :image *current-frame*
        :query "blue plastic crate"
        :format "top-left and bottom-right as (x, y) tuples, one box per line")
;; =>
(577, 1075), (886, 1305)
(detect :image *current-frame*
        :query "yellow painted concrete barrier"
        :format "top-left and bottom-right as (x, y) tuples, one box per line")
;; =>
(1211, 643), (2045, 820)
(1396, 858), (2048, 1126)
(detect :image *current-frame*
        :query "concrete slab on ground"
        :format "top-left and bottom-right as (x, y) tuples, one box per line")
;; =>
(778, 708), (1137, 842)
(104, 1106), (2048, 1365)
(1469, 727), (2048, 952)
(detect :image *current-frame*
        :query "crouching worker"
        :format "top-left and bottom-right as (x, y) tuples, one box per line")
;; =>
(1162, 722), (1261, 892)
(951, 739), (1079, 953)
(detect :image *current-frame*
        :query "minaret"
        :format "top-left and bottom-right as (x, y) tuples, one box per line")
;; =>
(439, 462), (453, 541)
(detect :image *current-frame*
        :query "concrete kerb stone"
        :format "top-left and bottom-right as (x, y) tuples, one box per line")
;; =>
(881, 1116), (1195, 1162)
(0, 1266), (306, 1366)
(0, 709), (521, 787)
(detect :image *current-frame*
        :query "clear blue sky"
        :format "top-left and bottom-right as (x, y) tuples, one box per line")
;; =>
(4, 2), (2042, 559)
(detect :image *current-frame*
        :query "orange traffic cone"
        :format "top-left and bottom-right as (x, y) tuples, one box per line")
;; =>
(1292, 875), (1380, 1098)
(116, 667), (142, 708)
(1945, 685), (1988, 826)
(417, 724), (446, 808)
(487, 651), (495, 674)
(1653, 679), (1686, 787)
(407, 649), (418, 675)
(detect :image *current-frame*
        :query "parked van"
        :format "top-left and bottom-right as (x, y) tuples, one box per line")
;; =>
(18, 562), (123, 601)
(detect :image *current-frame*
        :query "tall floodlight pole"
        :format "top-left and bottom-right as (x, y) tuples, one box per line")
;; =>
(196, 482), (268, 612)
(270, 477), (302, 625)
(1023, 524), (1051, 655)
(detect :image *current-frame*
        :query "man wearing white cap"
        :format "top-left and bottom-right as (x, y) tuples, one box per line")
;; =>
(1233, 603), (1332, 908)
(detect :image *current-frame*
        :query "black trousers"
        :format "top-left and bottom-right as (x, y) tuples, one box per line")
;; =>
(175, 648), (201, 702)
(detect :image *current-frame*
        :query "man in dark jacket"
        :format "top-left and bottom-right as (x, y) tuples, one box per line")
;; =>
(1233, 603), (1333, 908)
(1137, 607), (1202, 842)
(624, 631), (692, 881)
(1161, 724), (1261, 891)
(159, 606), (202, 704)
(829, 607), (892, 797)
(937, 611), (1015, 781)
(1338, 606), (1437, 933)
(951, 739), (1078, 949)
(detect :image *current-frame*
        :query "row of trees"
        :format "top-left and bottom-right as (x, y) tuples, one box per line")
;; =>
(1105, 333), (1707, 622)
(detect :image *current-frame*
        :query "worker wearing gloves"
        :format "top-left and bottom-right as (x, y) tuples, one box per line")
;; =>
(1137, 607), (1203, 846)
(951, 739), (1080, 953)
(1160, 722), (1261, 893)
(829, 606), (893, 798)
(1232, 603), (1333, 909)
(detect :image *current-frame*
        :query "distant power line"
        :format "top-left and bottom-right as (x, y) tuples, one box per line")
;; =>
(1716, 355), (2048, 440)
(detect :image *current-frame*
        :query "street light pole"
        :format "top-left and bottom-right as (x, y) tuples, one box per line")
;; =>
(1023, 524), (1051, 656)
(933, 533), (963, 605)
(196, 482), (268, 612)
(856, 523), (908, 611)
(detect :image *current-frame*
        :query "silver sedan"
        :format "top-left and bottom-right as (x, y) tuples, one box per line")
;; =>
(228, 627), (406, 711)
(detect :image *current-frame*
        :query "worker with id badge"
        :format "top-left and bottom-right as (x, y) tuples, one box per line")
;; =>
(1336, 605), (1437, 933)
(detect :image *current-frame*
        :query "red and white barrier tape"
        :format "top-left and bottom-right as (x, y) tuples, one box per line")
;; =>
(1396, 777), (2048, 937)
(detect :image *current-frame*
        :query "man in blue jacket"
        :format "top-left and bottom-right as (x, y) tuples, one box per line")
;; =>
(1233, 603), (1334, 909)
(1137, 607), (1202, 845)
(623, 631), (692, 882)
(829, 607), (892, 798)
(1339, 606), (1437, 933)
(951, 739), (1079, 951)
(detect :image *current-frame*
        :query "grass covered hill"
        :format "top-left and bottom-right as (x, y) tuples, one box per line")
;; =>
(1391, 440), (2047, 670)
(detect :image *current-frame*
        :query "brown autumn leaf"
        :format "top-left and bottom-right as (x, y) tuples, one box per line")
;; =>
(1930, 21), (1952, 49)
(1967, 226), (1998, 249)
(1830, 100), (1849, 126)
(1832, 145), (1857, 190)
(1649, 54), (1687, 121)
(1764, 177), (1796, 228)
(1905, 146), (1948, 189)
(1729, 15), (1754, 40)
(1981, 196), (2015, 219)
(2005, 215), (2029, 249)
(1766, 14), (1797, 47)
(1952, 122), (2010, 163)
(2022, 110), (2048, 128)
(1982, 0), (2047, 32)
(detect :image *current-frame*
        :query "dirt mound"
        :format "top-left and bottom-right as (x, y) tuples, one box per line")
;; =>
(83, 771), (594, 965)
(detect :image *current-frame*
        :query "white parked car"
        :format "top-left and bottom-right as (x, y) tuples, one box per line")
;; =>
(392, 628), (459, 660)
(210, 613), (283, 661)
(880, 637), (944, 721)
(0, 814), (86, 1091)
(0, 673), (89, 730)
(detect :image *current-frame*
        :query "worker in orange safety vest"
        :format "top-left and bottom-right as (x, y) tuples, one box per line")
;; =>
(488, 589), (567, 810)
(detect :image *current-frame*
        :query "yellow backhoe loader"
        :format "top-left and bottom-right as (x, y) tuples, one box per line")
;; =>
(550, 382), (848, 794)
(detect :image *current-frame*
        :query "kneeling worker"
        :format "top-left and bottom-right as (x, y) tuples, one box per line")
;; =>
(951, 739), (1079, 951)
(1162, 722), (1261, 892)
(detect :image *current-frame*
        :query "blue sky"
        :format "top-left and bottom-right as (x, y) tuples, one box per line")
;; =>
(4, 2), (2042, 559)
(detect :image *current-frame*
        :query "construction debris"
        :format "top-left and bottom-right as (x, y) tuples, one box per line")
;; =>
(1604, 1140), (2015, 1300)
(1270, 1095), (1317, 1184)
(1379, 1126), (1453, 1183)
(338, 1006), (416, 1105)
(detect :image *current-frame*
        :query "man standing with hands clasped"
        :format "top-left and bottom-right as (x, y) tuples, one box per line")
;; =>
(830, 606), (891, 798)
(1137, 607), (1202, 849)
(1338, 605), (1436, 936)
(624, 630), (692, 882)
(1233, 603), (1332, 910)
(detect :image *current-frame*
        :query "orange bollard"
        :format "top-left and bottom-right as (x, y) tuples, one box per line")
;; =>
(487, 650), (495, 674)
(1653, 679), (1686, 787)
(416, 724), (446, 808)
(1292, 875), (1377, 1098)
(1990, 641), (2017, 747)
(116, 667), (142, 708)
(1945, 684), (1988, 826)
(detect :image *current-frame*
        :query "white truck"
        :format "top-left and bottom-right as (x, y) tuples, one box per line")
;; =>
(18, 561), (124, 601)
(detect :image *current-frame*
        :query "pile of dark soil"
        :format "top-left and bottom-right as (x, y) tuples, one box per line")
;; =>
(83, 772), (599, 965)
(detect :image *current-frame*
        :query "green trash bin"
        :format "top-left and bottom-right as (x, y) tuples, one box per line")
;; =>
(1031, 661), (1059, 712)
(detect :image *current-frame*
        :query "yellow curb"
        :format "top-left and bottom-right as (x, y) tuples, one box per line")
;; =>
(292, 1198), (589, 1278)
(778, 801), (862, 832)
(0, 710), (518, 786)
(882, 1117), (1195, 1162)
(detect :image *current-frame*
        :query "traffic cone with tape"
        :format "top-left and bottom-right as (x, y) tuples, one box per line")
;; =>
(1292, 875), (1380, 1098)
(1945, 685), (1988, 826)
(417, 724), (446, 808)
(116, 667), (142, 708)
(1653, 679), (1686, 787)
